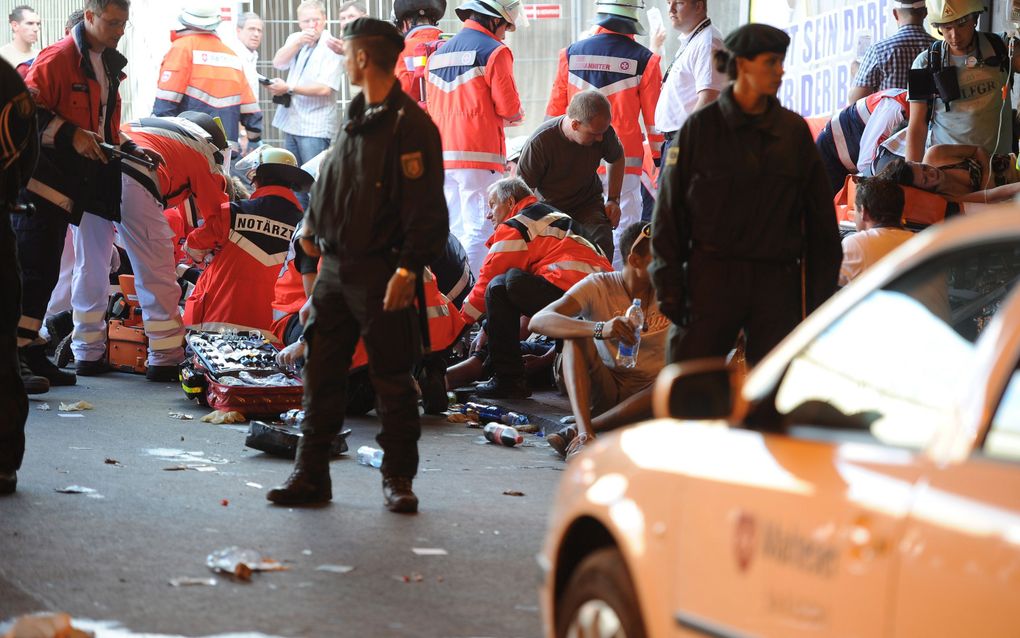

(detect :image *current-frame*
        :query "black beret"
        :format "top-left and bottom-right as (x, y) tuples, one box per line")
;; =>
(343, 16), (405, 51)
(723, 23), (790, 58)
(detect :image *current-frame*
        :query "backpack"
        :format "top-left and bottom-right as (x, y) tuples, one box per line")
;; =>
(409, 38), (445, 111)
(924, 32), (1013, 119)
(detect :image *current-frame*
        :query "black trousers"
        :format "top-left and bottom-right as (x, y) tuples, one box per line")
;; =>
(485, 268), (564, 380)
(815, 127), (851, 196)
(299, 259), (422, 478)
(671, 251), (801, 367)
(10, 197), (69, 342)
(0, 210), (28, 472)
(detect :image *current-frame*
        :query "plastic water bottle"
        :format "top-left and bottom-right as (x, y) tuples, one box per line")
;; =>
(483, 423), (523, 447)
(500, 411), (530, 426)
(615, 299), (643, 368)
(356, 445), (384, 468)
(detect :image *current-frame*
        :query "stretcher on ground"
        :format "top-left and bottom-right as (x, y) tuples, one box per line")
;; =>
(834, 174), (956, 233)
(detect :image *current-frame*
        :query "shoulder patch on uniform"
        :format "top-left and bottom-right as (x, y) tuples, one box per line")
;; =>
(401, 151), (424, 179)
(666, 146), (679, 166)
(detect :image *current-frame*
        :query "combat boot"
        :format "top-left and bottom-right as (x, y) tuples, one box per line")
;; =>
(19, 357), (49, 395)
(21, 344), (76, 386)
(473, 375), (531, 399)
(382, 475), (418, 514)
(266, 468), (331, 505)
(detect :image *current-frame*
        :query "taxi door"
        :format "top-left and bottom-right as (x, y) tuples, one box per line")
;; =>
(669, 426), (919, 638)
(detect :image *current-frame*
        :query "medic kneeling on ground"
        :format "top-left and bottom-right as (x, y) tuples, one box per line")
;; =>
(183, 147), (312, 335)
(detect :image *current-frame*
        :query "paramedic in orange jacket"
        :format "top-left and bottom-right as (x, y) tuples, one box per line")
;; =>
(153, 1), (262, 154)
(184, 147), (310, 335)
(425, 0), (524, 275)
(546, 0), (662, 270)
(15, 3), (156, 386)
(468, 177), (612, 399)
(394, 0), (446, 105)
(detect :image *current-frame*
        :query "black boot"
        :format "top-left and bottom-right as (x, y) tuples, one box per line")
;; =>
(473, 375), (531, 399)
(44, 310), (73, 356)
(21, 344), (76, 386)
(19, 357), (49, 395)
(418, 354), (449, 415)
(267, 440), (332, 505)
(382, 475), (418, 514)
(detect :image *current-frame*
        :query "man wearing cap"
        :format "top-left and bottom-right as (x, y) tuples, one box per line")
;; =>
(848, 0), (934, 104)
(267, 17), (448, 513)
(651, 24), (841, 366)
(393, 0), (446, 105)
(68, 112), (230, 380)
(268, 0), (344, 210)
(904, 0), (1020, 162)
(654, 0), (725, 181)
(425, 0), (524, 276)
(154, 0), (262, 160)
(546, 0), (662, 271)
(14, 0), (158, 387)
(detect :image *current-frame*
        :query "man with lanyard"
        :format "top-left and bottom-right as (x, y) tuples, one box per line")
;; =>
(653, 0), (725, 184)
(266, 18), (448, 512)
(267, 0), (343, 209)
(545, 0), (662, 270)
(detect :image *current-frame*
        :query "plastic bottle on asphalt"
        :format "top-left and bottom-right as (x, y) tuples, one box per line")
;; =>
(484, 423), (523, 447)
(461, 402), (529, 426)
(356, 445), (384, 468)
(615, 298), (643, 368)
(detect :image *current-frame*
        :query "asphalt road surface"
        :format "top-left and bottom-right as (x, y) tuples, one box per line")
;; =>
(0, 372), (568, 638)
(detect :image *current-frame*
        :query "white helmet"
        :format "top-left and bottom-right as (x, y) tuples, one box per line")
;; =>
(455, 0), (527, 30)
(179, 0), (222, 30)
(594, 0), (646, 35)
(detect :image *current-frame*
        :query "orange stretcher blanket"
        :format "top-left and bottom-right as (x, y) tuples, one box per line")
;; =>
(834, 174), (952, 228)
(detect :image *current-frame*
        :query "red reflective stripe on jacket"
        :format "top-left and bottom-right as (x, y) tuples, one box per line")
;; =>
(121, 125), (228, 224)
(545, 27), (663, 174)
(426, 20), (523, 171)
(460, 196), (613, 323)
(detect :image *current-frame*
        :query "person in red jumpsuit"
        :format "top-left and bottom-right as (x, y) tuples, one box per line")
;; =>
(183, 146), (312, 335)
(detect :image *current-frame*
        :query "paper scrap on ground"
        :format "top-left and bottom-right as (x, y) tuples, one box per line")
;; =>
(446, 413), (472, 423)
(145, 448), (229, 464)
(36, 403), (51, 411)
(315, 564), (354, 574)
(58, 401), (93, 411)
(168, 577), (217, 587)
(200, 410), (246, 424)
(57, 414), (85, 418)
(55, 485), (103, 499)
(412, 548), (448, 556)
(167, 411), (193, 420)
(1, 612), (92, 638)
(245, 482), (263, 488)
(502, 490), (525, 497)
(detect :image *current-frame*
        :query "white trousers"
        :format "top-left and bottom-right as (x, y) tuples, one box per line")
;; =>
(444, 168), (500, 276)
(71, 173), (185, 365)
(602, 172), (642, 270)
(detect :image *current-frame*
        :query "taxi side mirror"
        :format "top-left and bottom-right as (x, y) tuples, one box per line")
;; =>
(652, 358), (739, 420)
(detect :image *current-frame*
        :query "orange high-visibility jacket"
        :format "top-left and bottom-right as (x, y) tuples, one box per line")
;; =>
(461, 195), (613, 323)
(546, 27), (664, 173)
(396, 24), (443, 106)
(425, 20), (523, 171)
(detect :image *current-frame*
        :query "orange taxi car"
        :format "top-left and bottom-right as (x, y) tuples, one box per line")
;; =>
(540, 206), (1020, 638)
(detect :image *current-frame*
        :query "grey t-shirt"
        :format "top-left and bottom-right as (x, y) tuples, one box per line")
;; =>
(910, 36), (1011, 155)
(565, 271), (670, 387)
(517, 115), (624, 217)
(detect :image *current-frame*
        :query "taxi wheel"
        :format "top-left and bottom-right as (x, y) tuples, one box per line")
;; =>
(556, 547), (646, 638)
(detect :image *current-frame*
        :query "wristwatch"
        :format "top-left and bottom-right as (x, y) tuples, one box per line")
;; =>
(606, 195), (620, 204)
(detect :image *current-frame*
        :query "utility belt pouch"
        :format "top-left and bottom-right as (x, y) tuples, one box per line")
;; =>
(932, 66), (962, 107)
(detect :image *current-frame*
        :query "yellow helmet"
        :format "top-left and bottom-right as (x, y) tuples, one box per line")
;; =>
(926, 0), (985, 25)
(235, 146), (315, 192)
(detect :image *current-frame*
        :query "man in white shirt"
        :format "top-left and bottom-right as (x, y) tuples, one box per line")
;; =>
(230, 12), (263, 105)
(653, 0), (725, 174)
(268, 0), (343, 207)
(840, 178), (914, 286)
(1, 5), (40, 66)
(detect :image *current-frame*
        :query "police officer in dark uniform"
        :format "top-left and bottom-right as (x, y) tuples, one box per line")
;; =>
(1, 57), (39, 495)
(267, 17), (449, 512)
(650, 24), (841, 366)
